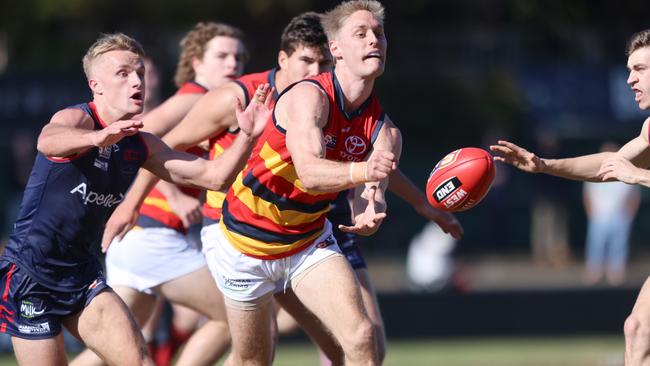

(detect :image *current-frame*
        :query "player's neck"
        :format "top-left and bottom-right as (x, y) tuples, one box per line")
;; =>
(333, 67), (375, 113)
(274, 68), (290, 94)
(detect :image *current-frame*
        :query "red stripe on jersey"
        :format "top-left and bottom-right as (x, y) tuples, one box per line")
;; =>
(2, 264), (15, 302)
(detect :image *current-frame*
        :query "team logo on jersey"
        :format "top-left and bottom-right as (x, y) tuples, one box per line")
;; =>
(70, 183), (124, 207)
(98, 146), (111, 159)
(344, 136), (367, 155)
(324, 134), (337, 149)
(20, 300), (45, 319)
(316, 235), (337, 249)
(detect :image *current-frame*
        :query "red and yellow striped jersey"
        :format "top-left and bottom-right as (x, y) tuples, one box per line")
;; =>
(220, 71), (386, 259)
(138, 82), (208, 233)
(203, 69), (279, 222)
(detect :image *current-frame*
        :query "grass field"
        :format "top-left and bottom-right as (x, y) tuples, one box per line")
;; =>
(270, 336), (624, 366)
(0, 336), (625, 365)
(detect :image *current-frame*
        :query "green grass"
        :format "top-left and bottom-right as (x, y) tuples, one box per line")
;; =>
(0, 336), (626, 365)
(272, 336), (624, 366)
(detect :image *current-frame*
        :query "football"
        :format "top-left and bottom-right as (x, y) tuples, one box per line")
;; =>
(425, 147), (496, 212)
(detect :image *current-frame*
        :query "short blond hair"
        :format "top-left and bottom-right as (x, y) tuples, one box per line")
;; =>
(322, 0), (385, 40)
(82, 33), (145, 79)
(174, 22), (246, 88)
(627, 29), (650, 56)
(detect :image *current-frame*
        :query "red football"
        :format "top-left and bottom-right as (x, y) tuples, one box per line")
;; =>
(426, 147), (495, 212)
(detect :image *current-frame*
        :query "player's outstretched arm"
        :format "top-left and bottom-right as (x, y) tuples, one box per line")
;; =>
(283, 83), (398, 192)
(142, 84), (273, 189)
(490, 140), (614, 182)
(37, 108), (143, 157)
(388, 169), (463, 239)
(162, 82), (244, 151)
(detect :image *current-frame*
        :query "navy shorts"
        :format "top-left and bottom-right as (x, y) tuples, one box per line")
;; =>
(334, 231), (367, 270)
(0, 260), (109, 339)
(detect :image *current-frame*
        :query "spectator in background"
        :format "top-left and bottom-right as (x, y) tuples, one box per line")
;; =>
(583, 141), (640, 286)
(529, 131), (572, 268)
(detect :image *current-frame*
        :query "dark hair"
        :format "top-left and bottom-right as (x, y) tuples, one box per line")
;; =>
(280, 12), (328, 56)
(627, 29), (650, 56)
(174, 22), (247, 87)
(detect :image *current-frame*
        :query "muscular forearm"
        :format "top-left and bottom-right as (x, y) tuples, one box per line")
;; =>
(164, 133), (255, 191)
(298, 159), (371, 193)
(542, 152), (615, 182)
(37, 124), (97, 157)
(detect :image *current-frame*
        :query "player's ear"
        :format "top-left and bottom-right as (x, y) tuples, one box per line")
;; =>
(278, 50), (289, 70)
(192, 56), (203, 75)
(329, 40), (342, 60)
(88, 78), (102, 95)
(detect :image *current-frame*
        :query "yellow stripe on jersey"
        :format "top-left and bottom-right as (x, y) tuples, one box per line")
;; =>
(142, 197), (173, 213)
(220, 220), (323, 258)
(259, 142), (327, 195)
(230, 175), (329, 226)
(206, 190), (226, 210)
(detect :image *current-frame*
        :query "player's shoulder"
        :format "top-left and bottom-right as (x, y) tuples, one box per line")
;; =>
(50, 106), (93, 129)
(640, 116), (650, 142)
(203, 81), (243, 103)
(237, 69), (271, 84)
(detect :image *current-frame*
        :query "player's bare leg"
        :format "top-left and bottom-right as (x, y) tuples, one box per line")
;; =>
(293, 254), (377, 366)
(224, 296), (275, 366)
(64, 290), (154, 366)
(12, 334), (68, 366)
(158, 266), (231, 366)
(70, 287), (157, 366)
(355, 268), (386, 364)
(625, 276), (650, 365)
(274, 290), (344, 364)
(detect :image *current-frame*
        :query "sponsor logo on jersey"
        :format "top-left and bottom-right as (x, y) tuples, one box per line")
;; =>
(344, 135), (367, 155)
(70, 183), (124, 207)
(433, 177), (463, 203)
(324, 134), (337, 149)
(18, 322), (50, 334)
(221, 276), (252, 291)
(93, 159), (108, 171)
(20, 300), (45, 319)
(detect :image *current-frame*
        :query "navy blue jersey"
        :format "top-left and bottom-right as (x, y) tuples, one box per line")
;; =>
(3, 102), (149, 292)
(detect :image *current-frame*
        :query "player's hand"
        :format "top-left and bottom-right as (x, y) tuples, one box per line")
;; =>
(365, 150), (397, 181)
(236, 83), (275, 139)
(415, 203), (464, 239)
(489, 140), (546, 173)
(167, 192), (202, 228)
(339, 186), (386, 236)
(101, 201), (139, 253)
(597, 155), (641, 184)
(90, 119), (144, 147)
